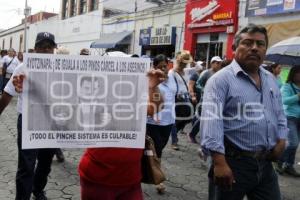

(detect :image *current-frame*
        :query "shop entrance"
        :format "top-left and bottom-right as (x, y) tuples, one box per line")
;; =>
(195, 32), (226, 68)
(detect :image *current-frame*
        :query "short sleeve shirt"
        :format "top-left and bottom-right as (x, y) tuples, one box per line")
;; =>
(2, 55), (20, 73)
(4, 64), (25, 114)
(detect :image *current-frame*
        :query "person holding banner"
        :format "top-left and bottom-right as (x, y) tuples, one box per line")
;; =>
(78, 68), (166, 200)
(146, 54), (176, 194)
(0, 32), (57, 200)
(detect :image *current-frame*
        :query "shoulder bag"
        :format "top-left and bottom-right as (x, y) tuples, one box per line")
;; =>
(141, 135), (166, 185)
(173, 71), (193, 120)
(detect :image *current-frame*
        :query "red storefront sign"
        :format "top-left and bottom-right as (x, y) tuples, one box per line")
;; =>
(184, 0), (238, 59)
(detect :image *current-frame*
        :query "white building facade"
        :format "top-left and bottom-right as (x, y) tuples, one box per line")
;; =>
(0, 25), (25, 52)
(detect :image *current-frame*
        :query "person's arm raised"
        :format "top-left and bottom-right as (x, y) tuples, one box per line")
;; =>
(147, 69), (166, 116)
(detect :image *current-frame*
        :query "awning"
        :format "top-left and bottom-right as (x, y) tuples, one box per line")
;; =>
(90, 31), (132, 48)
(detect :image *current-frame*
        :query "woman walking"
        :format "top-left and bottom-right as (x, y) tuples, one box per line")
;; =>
(146, 54), (176, 193)
(275, 65), (300, 177)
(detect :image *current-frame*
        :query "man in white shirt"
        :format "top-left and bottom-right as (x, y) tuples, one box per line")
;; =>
(2, 48), (20, 89)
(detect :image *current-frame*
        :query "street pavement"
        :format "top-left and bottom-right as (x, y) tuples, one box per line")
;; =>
(0, 98), (300, 200)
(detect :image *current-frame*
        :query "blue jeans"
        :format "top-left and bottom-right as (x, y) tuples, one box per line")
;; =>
(16, 115), (55, 200)
(209, 156), (281, 200)
(280, 117), (300, 167)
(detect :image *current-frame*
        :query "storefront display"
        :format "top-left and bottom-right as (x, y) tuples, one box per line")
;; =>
(184, 0), (238, 64)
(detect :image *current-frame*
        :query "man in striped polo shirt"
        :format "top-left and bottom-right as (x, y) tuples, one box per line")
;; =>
(200, 24), (288, 200)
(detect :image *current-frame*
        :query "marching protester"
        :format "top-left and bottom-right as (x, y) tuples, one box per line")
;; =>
(0, 32), (57, 200)
(168, 50), (194, 150)
(146, 54), (176, 193)
(200, 24), (287, 200)
(187, 61), (204, 143)
(263, 62), (282, 88)
(196, 56), (223, 89)
(80, 48), (90, 55)
(0, 49), (8, 94)
(187, 57), (222, 144)
(275, 65), (300, 177)
(1, 48), (20, 91)
(78, 68), (166, 200)
(17, 52), (23, 63)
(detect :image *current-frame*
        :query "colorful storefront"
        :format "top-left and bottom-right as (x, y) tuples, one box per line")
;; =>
(184, 0), (239, 64)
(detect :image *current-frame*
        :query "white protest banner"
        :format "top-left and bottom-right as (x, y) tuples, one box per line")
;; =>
(22, 53), (150, 149)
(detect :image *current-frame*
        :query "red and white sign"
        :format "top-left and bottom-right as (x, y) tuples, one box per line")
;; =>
(184, 0), (238, 59)
(186, 0), (237, 29)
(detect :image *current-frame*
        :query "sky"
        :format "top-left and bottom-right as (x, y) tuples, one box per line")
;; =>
(0, 0), (61, 30)
(0, 0), (160, 30)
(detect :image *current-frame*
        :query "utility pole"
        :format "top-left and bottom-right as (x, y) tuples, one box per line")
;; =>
(24, 0), (31, 53)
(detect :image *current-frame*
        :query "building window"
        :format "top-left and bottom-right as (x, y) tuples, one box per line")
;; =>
(90, 0), (98, 11)
(70, 0), (77, 17)
(80, 0), (87, 14)
(2, 39), (4, 49)
(10, 37), (13, 48)
(19, 35), (23, 52)
(62, 0), (69, 19)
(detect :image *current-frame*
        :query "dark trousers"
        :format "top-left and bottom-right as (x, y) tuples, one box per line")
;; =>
(0, 75), (3, 92)
(2, 77), (10, 91)
(16, 115), (55, 200)
(146, 124), (173, 158)
(190, 116), (200, 138)
(208, 156), (281, 200)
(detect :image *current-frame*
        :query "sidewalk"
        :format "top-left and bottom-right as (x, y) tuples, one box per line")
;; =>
(0, 99), (299, 199)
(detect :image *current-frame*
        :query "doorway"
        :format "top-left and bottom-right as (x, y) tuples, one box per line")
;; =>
(195, 32), (226, 68)
(195, 42), (223, 67)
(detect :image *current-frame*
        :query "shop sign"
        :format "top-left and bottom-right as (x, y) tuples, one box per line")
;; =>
(245, 0), (300, 16)
(139, 28), (151, 46)
(186, 0), (237, 29)
(150, 27), (176, 46)
(139, 27), (176, 46)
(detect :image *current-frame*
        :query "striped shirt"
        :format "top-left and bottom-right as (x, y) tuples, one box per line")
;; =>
(200, 60), (288, 154)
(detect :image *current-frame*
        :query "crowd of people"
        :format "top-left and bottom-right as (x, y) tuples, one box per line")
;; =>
(0, 23), (299, 200)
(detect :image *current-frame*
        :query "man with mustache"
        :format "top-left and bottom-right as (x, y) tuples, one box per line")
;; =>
(200, 24), (287, 200)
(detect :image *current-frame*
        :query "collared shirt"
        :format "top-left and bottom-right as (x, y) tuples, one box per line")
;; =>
(200, 60), (288, 154)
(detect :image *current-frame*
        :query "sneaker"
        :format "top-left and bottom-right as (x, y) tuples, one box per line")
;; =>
(274, 162), (284, 175)
(284, 166), (300, 177)
(33, 191), (47, 200)
(171, 144), (179, 150)
(155, 183), (166, 194)
(188, 133), (197, 144)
